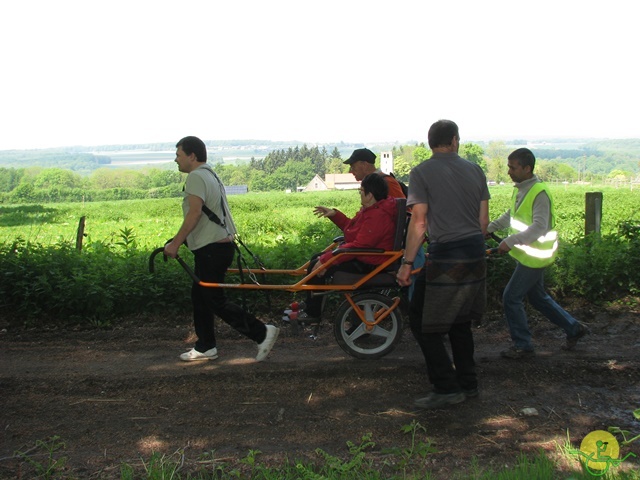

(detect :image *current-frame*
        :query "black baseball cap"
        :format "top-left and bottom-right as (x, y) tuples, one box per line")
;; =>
(343, 148), (376, 165)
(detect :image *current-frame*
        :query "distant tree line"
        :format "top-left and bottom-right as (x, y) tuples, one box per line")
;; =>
(1, 140), (638, 204)
(0, 167), (183, 203)
(221, 145), (343, 191)
(0, 150), (111, 175)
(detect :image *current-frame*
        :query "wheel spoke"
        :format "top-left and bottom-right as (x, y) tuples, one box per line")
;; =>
(369, 325), (393, 339)
(334, 293), (403, 359)
(345, 322), (367, 341)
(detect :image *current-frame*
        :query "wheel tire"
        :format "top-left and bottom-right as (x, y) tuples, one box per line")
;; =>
(333, 292), (403, 359)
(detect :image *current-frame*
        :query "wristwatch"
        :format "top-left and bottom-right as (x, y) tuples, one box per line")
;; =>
(401, 257), (414, 266)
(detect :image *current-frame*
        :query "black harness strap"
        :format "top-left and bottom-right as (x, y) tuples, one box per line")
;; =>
(202, 203), (226, 228)
(201, 168), (228, 229)
(197, 170), (271, 310)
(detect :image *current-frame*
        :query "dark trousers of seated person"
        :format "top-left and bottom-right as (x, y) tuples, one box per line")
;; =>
(192, 242), (267, 352)
(409, 270), (477, 394)
(304, 255), (377, 317)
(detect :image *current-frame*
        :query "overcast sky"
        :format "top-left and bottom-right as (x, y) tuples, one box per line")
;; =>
(1, 0), (638, 150)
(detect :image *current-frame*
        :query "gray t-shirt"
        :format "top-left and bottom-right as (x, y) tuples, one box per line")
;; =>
(182, 164), (237, 250)
(407, 152), (490, 244)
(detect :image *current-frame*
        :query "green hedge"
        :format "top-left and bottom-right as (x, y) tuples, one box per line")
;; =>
(1, 188), (639, 326)
(0, 239), (187, 326)
(1, 225), (638, 327)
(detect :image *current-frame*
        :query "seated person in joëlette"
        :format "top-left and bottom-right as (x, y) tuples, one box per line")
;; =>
(285, 173), (399, 322)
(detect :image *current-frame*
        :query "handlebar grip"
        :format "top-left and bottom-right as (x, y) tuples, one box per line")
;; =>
(148, 247), (201, 283)
(149, 247), (167, 273)
(175, 256), (201, 283)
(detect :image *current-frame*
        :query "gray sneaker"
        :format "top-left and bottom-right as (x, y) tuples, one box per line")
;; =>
(414, 391), (466, 409)
(179, 347), (218, 362)
(256, 325), (280, 362)
(563, 322), (590, 350)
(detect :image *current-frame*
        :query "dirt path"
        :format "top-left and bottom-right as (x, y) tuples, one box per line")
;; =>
(1, 304), (639, 478)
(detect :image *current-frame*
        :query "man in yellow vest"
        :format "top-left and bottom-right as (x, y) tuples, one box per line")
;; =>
(487, 148), (588, 359)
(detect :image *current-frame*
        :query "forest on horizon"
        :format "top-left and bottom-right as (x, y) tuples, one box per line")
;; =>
(0, 137), (639, 204)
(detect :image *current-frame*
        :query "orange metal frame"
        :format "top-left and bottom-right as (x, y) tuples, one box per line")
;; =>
(151, 241), (422, 324)
(207, 245), (405, 292)
(151, 234), (497, 330)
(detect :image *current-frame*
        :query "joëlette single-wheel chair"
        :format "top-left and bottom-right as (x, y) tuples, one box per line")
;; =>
(149, 198), (413, 360)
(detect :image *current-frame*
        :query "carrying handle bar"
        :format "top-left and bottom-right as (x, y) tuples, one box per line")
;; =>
(485, 232), (504, 255)
(149, 247), (201, 283)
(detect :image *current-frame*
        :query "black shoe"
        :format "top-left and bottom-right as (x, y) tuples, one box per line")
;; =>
(462, 388), (479, 398)
(563, 322), (590, 350)
(414, 391), (466, 409)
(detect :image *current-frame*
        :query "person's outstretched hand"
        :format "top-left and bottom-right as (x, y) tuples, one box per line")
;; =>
(313, 206), (336, 218)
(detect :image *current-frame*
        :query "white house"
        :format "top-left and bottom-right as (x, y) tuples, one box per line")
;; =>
(324, 173), (360, 190)
(302, 174), (329, 192)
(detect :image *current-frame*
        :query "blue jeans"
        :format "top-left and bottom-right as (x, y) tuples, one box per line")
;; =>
(503, 262), (580, 350)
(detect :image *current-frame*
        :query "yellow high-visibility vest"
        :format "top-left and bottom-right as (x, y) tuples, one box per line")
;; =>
(509, 182), (558, 268)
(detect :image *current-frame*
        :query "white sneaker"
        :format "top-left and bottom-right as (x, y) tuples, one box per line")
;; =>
(179, 347), (218, 362)
(256, 325), (280, 362)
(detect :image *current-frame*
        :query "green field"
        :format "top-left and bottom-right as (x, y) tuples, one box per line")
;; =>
(1, 184), (638, 324)
(1, 185), (638, 253)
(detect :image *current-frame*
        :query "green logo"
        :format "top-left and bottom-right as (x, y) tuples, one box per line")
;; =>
(568, 430), (637, 476)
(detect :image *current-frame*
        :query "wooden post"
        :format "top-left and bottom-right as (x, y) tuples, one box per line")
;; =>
(76, 216), (86, 251)
(585, 192), (602, 236)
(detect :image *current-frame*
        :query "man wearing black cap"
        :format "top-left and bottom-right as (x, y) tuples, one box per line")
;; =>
(344, 147), (424, 300)
(343, 148), (406, 199)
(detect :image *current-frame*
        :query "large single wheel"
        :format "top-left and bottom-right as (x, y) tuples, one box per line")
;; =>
(333, 292), (403, 359)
